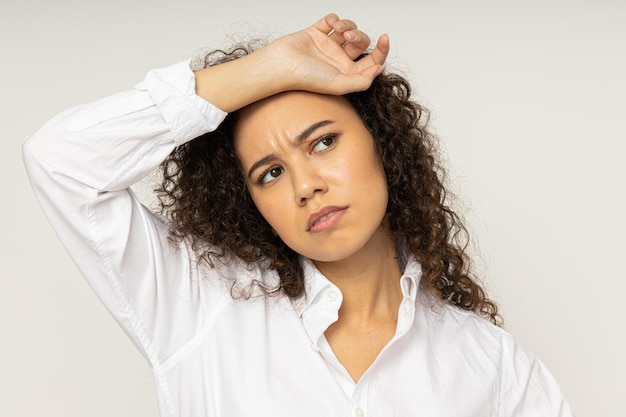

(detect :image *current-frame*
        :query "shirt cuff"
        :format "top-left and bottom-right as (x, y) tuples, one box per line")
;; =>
(136, 60), (228, 145)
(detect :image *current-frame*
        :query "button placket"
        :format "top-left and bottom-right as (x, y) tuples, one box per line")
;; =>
(350, 377), (369, 417)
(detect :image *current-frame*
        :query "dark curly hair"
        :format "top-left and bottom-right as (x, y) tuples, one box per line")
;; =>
(157, 43), (502, 326)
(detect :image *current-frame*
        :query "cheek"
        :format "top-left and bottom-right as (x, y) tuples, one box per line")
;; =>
(251, 194), (304, 251)
(343, 148), (387, 193)
(358, 153), (389, 215)
(248, 189), (291, 233)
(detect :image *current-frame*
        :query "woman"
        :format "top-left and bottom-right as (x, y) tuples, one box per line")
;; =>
(23, 13), (574, 417)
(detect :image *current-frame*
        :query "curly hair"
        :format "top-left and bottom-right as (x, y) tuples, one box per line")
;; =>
(157, 44), (502, 326)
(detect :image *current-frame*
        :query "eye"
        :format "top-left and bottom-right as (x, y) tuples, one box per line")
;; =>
(258, 166), (283, 184)
(312, 134), (337, 152)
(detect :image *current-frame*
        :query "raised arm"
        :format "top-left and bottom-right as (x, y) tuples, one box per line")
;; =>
(22, 13), (388, 365)
(194, 13), (390, 112)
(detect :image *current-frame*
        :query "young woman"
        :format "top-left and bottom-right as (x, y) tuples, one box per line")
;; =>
(23, 13), (574, 417)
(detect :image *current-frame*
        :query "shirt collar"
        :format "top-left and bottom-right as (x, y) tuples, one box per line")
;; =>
(293, 256), (423, 317)
(400, 256), (422, 301)
(293, 256), (423, 346)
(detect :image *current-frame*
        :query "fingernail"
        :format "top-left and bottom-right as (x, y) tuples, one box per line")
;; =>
(345, 31), (356, 41)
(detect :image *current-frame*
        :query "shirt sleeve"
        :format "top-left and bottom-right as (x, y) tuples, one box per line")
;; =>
(500, 334), (576, 416)
(22, 60), (228, 366)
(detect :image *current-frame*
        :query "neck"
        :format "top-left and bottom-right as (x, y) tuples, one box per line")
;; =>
(313, 227), (403, 323)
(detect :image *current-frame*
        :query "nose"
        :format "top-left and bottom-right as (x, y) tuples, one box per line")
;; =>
(291, 165), (327, 205)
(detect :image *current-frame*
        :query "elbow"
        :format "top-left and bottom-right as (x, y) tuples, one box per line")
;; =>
(22, 128), (51, 181)
(22, 131), (43, 179)
(22, 119), (68, 184)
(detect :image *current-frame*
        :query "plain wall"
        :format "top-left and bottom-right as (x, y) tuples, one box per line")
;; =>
(2, 0), (625, 416)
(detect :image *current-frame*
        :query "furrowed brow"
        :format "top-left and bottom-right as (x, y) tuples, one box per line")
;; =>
(246, 120), (335, 180)
(247, 154), (277, 180)
(293, 120), (335, 145)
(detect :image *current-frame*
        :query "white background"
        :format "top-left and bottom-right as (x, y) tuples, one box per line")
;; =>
(2, 0), (625, 416)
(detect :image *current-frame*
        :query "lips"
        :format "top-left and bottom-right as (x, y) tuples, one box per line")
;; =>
(307, 206), (348, 233)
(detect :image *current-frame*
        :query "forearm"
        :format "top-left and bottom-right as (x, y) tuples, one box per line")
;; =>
(194, 50), (289, 113)
(194, 13), (389, 112)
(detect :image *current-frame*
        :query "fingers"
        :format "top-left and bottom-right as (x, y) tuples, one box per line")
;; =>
(312, 13), (340, 35)
(313, 14), (385, 63)
(341, 29), (372, 60)
(369, 33), (390, 65)
(328, 19), (357, 44)
(313, 14), (366, 53)
(353, 34), (389, 84)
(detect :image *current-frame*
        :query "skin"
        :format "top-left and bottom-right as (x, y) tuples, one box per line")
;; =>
(234, 91), (403, 382)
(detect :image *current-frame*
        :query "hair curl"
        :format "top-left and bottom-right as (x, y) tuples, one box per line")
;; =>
(157, 44), (502, 326)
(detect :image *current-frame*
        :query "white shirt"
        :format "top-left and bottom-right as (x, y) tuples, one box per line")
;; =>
(23, 61), (575, 417)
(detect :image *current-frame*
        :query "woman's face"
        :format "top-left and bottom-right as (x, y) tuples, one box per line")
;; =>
(233, 91), (390, 263)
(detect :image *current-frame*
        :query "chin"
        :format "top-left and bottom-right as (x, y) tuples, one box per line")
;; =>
(300, 241), (373, 265)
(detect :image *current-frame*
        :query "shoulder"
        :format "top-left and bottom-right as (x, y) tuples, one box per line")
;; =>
(417, 291), (535, 375)
(417, 290), (508, 350)
(417, 293), (574, 416)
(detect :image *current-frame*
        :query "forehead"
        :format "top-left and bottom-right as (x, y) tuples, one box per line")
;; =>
(233, 91), (359, 143)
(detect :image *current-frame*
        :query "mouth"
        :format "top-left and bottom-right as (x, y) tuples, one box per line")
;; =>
(307, 206), (348, 233)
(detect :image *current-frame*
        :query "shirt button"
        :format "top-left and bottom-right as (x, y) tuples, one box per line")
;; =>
(327, 290), (338, 302)
(310, 343), (320, 353)
(353, 407), (364, 417)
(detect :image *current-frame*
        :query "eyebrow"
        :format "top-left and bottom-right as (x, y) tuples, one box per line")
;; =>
(246, 120), (335, 180)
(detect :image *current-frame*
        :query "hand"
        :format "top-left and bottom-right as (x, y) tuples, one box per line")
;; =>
(266, 13), (390, 95)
